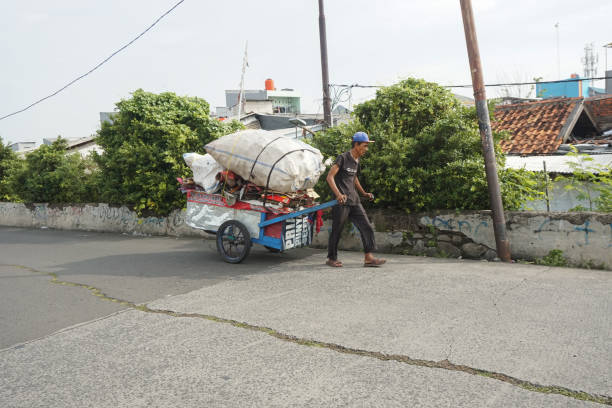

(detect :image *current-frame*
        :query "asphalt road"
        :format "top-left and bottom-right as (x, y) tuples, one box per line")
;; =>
(1, 226), (611, 407)
(0, 226), (311, 348)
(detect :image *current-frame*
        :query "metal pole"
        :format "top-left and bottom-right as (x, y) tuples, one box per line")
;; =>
(237, 41), (248, 121)
(605, 44), (609, 76)
(459, 0), (511, 262)
(318, 0), (332, 128)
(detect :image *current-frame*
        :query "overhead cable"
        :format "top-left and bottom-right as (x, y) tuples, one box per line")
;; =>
(331, 75), (612, 90)
(0, 0), (186, 121)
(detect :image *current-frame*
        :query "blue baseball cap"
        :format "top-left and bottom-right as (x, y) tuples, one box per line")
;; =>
(352, 131), (374, 143)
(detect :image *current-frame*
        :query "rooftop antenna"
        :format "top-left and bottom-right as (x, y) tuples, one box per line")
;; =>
(236, 41), (248, 121)
(581, 42), (598, 79)
(554, 22), (560, 79)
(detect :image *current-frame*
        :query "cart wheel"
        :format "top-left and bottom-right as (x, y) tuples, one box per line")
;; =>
(265, 246), (282, 253)
(216, 221), (252, 263)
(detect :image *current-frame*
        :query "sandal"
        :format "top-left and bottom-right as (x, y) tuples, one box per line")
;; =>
(364, 258), (386, 267)
(326, 259), (343, 267)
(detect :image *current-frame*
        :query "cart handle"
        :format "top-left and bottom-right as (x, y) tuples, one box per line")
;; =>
(258, 199), (338, 227)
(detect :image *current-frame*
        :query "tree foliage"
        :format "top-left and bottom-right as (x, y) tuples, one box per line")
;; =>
(93, 89), (242, 216)
(0, 137), (21, 201)
(8, 138), (96, 203)
(311, 78), (540, 212)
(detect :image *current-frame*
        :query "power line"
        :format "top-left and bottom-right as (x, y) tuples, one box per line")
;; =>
(0, 0), (186, 122)
(331, 75), (612, 90)
(444, 75), (610, 88)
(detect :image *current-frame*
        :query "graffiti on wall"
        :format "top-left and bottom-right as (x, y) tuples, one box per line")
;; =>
(12, 203), (167, 233)
(421, 214), (612, 260)
(421, 216), (489, 238)
(534, 218), (602, 246)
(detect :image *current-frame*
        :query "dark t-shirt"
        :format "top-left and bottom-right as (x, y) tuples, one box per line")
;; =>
(334, 151), (360, 206)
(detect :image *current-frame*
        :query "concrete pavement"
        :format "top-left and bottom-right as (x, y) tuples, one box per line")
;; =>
(1, 227), (611, 407)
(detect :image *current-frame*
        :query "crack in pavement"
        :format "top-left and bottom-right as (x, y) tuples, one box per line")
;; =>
(4, 263), (612, 406)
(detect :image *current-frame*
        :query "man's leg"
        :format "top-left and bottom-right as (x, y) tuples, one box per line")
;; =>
(349, 204), (385, 266)
(349, 203), (376, 253)
(327, 205), (350, 263)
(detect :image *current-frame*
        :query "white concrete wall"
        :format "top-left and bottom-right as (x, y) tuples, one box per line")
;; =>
(418, 211), (612, 267)
(310, 210), (611, 267)
(68, 143), (104, 158)
(523, 181), (602, 212)
(0, 203), (208, 238)
(1, 203), (610, 268)
(244, 100), (273, 114)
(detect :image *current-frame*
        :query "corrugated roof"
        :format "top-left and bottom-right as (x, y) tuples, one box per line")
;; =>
(493, 98), (583, 155)
(67, 136), (96, 149)
(505, 154), (612, 174)
(263, 125), (321, 139)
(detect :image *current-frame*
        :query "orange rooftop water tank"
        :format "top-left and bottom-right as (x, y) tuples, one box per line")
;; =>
(265, 78), (275, 91)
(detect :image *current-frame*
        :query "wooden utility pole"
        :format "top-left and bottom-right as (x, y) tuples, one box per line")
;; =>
(459, 0), (511, 262)
(318, 0), (332, 127)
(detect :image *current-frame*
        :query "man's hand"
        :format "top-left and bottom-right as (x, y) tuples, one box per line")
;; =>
(365, 192), (374, 201)
(337, 194), (348, 204)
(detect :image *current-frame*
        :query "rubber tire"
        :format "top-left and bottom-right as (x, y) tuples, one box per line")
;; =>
(216, 221), (252, 263)
(265, 246), (282, 253)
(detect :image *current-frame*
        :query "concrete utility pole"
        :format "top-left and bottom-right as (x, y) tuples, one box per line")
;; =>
(459, 0), (511, 262)
(318, 0), (332, 127)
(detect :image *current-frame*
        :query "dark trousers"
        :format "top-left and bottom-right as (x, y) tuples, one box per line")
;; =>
(327, 203), (376, 260)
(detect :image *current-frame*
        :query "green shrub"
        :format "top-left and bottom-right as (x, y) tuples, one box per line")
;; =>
(8, 138), (97, 203)
(536, 249), (568, 267)
(0, 137), (21, 201)
(310, 78), (540, 212)
(93, 89), (242, 216)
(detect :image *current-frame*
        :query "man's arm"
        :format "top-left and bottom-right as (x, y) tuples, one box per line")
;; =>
(355, 177), (374, 200)
(326, 164), (347, 204)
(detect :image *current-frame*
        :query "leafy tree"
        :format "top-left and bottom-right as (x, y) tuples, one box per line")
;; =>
(9, 138), (96, 203)
(499, 167), (543, 211)
(93, 89), (242, 216)
(311, 78), (540, 212)
(0, 137), (21, 201)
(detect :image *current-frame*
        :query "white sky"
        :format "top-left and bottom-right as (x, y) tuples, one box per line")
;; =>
(1, 0), (611, 145)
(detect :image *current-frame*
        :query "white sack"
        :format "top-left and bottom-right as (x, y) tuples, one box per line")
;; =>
(183, 152), (223, 193)
(205, 130), (325, 192)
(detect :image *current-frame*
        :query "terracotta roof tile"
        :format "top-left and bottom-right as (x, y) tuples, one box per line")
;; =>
(584, 95), (612, 131)
(493, 97), (582, 155)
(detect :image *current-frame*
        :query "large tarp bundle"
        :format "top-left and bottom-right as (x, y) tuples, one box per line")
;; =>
(205, 130), (325, 192)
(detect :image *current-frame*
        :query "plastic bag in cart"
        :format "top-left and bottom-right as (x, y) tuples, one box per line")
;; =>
(183, 152), (224, 193)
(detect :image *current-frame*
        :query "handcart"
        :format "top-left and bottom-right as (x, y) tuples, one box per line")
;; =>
(184, 189), (337, 263)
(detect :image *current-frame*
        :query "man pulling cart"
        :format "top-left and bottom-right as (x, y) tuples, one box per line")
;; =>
(181, 129), (385, 265)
